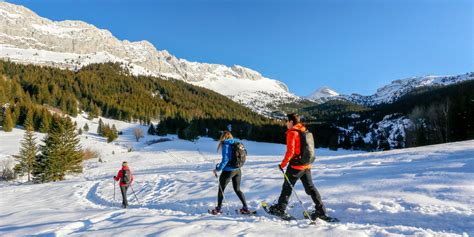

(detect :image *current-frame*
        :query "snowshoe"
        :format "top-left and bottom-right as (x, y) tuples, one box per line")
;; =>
(317, 215), (339, 223)
(308, 212), (339, 222)
(260, 201), (296, 221)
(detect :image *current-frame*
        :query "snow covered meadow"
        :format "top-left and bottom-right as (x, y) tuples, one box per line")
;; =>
(0, 115), (473, 236)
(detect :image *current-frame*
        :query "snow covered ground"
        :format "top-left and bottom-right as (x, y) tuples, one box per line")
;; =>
(0, 115), (473, 236)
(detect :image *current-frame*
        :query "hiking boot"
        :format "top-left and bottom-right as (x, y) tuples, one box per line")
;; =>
(268, 204), (295, 220)
(309, 209), (324, 220)
(268, 204), (286, 216)
(310, 210), (339, 222)
(209, 206), (222, 215)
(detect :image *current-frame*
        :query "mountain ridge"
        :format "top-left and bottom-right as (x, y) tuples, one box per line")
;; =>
(306, 73), (474, 107)
(0, 2), (299, 116)
(1, 2), (472, 114)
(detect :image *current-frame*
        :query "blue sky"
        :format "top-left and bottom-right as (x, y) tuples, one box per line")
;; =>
(6, 0), (474, 96)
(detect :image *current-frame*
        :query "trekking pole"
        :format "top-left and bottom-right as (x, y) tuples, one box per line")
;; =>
(130, 183), (142, 205)
(215, 173), (231, 215)
(113, 180), (116, 207)
(280, 169), (311, 219)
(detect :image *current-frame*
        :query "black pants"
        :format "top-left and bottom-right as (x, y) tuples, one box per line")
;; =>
(120, 186), (128, 207)
(277, 166), (326, 215)
(217, 169), (247, 208)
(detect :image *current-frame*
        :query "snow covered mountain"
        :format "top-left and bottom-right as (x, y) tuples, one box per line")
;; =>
(305, 86), (339, 103)
(345, 73), (474, 106)
(307, 73), (474, 107)
(1, 1), (472, 117)
(0, 2), (299, 116)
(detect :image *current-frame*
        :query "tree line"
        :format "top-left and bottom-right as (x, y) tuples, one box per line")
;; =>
(0, 60), (287, 143)
(297, 78), (474, 150)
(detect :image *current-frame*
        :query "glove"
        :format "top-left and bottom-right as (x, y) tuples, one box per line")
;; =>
(213, 169), (218, 178)
(113, 176), (116, 179)
(278, 164), (284, 172)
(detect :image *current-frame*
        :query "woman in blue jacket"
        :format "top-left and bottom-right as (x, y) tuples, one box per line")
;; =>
(210, 131), (250, 214)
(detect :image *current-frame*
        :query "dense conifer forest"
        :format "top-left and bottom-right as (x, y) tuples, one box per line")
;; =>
(1, 60), (472, 151)
(0, 60), (286, 143)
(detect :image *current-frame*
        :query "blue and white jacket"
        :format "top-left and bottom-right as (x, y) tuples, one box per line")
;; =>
(215, 139), (239, 172)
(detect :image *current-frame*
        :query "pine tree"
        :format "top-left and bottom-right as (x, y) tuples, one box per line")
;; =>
(342, 134), (352, 150)
(35, 115), (63, 182)
(97, 118), (104, 135)
(148, 123), (156, 135)
(61, 117), (83, 174)
(112, 124), (118, 134)
(39, 110), (51, 133)
(83, 123), (89, 132)
(102, 123), (118, 143)
(328, 134), (339, 151)
(156, 121), (167, 136)
(2, 107), (13, 132)
(35, 116), (83, 183)
(14, 111), (37, 182)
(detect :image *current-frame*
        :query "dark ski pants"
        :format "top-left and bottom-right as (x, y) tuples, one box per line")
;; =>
(120, 185), (129, 207)
(217, 169), (247, 208)
(277, 166), (326, 215)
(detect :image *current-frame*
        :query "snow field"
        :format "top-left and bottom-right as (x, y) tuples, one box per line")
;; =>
(0, 115), (473, 236)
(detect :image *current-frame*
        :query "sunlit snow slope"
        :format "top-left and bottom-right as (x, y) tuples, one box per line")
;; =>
(0, 115), (473, 236)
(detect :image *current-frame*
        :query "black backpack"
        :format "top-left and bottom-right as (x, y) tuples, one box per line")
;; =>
(289, 130), (316, 166)
(228, 142), (247, 168)
(121, 169), (132, 185)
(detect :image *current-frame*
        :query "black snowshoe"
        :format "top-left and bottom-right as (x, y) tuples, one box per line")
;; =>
(260, 201), (296, 221)
(307, 211), (339, 223)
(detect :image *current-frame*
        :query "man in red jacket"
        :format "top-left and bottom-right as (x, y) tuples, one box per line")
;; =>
(269, 113), (330, 221)
(114, 161), (134, 208)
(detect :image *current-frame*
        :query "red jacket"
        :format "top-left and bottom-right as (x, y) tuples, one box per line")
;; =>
(114, 166), (134, 186)
(280, 123), (312, 171)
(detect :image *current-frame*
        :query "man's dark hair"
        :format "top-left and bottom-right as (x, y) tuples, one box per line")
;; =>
(287, 113), (301, 125)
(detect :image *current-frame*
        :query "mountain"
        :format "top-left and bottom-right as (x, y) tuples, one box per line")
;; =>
(0, 2), (299, 116)
(345, 73), (474, 106)
(305, 86), (339, 103)
(1, 2), (472, 117)
(307, 73), (474, 107)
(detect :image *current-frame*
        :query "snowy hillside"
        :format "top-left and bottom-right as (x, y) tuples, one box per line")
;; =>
(0, 2), (299, 116)
(1, 116), (473, 236)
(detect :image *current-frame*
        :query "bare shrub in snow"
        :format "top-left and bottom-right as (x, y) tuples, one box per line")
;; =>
(82, 148), (100, 160)
(1, 159), (16, 181)
(134, 128), (144, 142)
